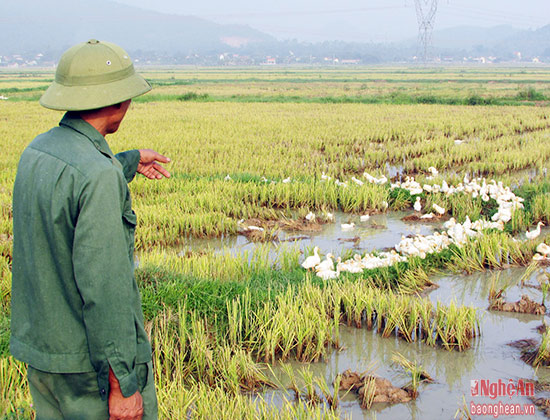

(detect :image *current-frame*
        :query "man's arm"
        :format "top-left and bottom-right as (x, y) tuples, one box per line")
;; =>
(115, 149), (170, 182)
(72, 165), (141, 399)
(114, 150), (140, 183)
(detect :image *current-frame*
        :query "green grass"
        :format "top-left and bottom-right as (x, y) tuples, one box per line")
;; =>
(133, 92), (547, 106)
(3, 67), (550, 418)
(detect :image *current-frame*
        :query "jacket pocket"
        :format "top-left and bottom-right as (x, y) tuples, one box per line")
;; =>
(122, 210), (137, 261)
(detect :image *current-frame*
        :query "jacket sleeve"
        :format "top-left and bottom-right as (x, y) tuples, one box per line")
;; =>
(115, 149), (141, 183)
(72, 164), (139, 398)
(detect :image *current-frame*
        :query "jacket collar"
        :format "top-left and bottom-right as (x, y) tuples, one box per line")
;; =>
(59, 112), (115, 159)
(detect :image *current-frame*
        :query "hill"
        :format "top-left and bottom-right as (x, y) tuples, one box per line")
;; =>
(0, 0), (549, 64)
(429, 25), (550, 59)
(0, 0), (275, 56)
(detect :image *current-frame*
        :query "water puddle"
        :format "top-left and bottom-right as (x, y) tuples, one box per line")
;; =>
(259, 267), (550, 419)
(177, 211), (441, 260)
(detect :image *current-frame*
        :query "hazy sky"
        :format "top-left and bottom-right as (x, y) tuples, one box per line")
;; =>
(114, 0), (550, 42)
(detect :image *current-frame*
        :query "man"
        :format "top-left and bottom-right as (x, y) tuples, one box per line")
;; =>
(11, 39), (168, 419)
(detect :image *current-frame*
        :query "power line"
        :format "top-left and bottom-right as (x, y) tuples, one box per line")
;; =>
(444, 4), (548, 24)
(440, 4), (548, 27)
(197, 5), (409, 20)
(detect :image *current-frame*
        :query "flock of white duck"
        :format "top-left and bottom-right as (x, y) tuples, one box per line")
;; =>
(225, 168), (548, 277)
(300, 170), (548, 280)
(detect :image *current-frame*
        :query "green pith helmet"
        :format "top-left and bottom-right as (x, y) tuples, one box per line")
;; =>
(40, 39), (151, 111)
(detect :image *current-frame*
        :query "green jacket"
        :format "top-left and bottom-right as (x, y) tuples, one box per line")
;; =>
(11, 113), (151, 399)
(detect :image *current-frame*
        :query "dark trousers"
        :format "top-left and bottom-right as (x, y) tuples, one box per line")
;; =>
(27, 362), (158, 420)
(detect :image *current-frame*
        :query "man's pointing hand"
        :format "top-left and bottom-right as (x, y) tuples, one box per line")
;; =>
(137, 149), (171, 180)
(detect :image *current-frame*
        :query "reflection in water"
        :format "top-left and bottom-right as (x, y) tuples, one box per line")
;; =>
(171, 209), (550, 418)
(177, 211), (441, 261)
(259, 268), (550, 419)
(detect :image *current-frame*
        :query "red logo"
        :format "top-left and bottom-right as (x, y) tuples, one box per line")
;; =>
(471, 380), (479, 397)
(470, 379), (534, 399)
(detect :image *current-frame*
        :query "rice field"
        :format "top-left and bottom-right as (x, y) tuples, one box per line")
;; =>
(2, 66), (550, 419)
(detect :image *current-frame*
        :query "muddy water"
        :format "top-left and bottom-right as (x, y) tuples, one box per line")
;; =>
(177, 211), (441, 259)
(260, 268), (550, 419)
(171, 209), (550, 417)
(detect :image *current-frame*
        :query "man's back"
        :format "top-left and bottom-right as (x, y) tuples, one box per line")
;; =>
(12, 113), (151, 394)
(10, 39), (166, 420)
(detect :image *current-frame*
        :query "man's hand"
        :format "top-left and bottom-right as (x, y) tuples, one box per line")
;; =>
(108, 367), (144, 420)
(137, 149), (171, 179)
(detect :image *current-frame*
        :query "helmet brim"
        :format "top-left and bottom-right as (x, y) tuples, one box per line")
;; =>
(40, 72), (152, 111)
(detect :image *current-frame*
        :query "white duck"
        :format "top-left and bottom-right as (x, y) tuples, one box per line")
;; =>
(408, 186), (423, 196)
(432, 203), (446, 216)
(443, 217), (456, 230)
(341, 222), (356, 230)
(337, 256), (364, 273)
(492, 206), (512, 223)
(413, 197), (422, 212)
(526, 222), (544, 240)
(301, 246), (321, 270)
(363, 172), (376, 183)
(305, 211), (316, 222)
(360, 214), (370, 222)
(536, 242), (550, 256)
(316, 265), (340, 280)
(315, 253), (335, 272)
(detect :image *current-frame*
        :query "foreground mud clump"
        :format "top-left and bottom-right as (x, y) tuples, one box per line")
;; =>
(520, 379), (550, 417)
(238, 216), (327, 242)
(536, 324), (548, 334)
(508, 338), (550, 367)
(401, 214), (441, 222)
(359, 376), (412, 405)
(489, 294), (546, 315)
(336, 370), (413, 407)
(338, 370), (362, 391)
(531, 397), (550, 417)
(508, 339), (538, 351)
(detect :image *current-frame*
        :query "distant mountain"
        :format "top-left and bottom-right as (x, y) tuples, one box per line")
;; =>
(496, 25), (550, 58)
(431, 25), (522, 50)
(0, 0), (275, 56)
(0, 0), (549, 63)
(427, 25), (550, 59)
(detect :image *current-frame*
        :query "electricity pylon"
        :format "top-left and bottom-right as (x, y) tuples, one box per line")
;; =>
(414, 0), (438, 62)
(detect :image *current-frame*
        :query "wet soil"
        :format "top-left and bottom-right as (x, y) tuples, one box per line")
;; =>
(490, 294), (546, 315)
(537, 324), (548, 334)
(531, 397), (550, 418)
(261, 268), (550, 419)
(401, 214), (443, 223)
(526, 379), (550, 418)
(336, 370), (415, 406)
(177, 211), (442, 262)
(509, 338), (550, 368)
